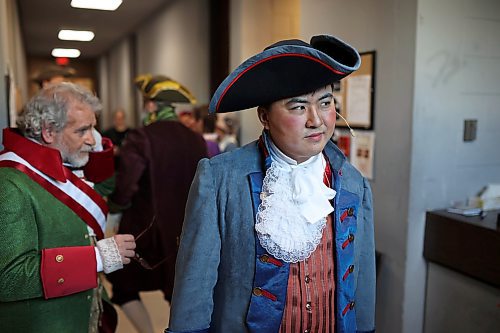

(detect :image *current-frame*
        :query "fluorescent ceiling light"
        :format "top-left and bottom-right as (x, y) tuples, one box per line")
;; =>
(71, 0), (122, 11)
(52, 48), (81, 58)
(58, 30), (95, 41)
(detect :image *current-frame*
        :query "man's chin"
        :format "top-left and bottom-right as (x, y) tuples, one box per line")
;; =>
(67, 154), (90, 168)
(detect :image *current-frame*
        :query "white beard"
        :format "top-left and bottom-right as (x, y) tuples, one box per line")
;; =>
(53, 140), (91, 168)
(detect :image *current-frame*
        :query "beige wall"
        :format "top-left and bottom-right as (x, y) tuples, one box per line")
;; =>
(135, 0), (210, 105)
(0, 0), (28, 131)
(231, 0), (300, 145)
(98, 38), (134, 129)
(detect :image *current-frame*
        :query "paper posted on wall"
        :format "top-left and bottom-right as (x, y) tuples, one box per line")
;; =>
(350, 131), (375, 180)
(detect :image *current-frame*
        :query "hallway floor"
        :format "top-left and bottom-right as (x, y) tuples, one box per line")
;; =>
(103, 278), (171, 333)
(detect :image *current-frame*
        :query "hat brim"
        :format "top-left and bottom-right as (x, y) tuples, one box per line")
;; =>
(152, 89), (196, 104)
(209, 35), (360, 113)
(32, 66), (76, 84)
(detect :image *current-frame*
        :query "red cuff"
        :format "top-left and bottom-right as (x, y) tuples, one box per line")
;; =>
(84, 137), (115, 183)
(41, 246), (97, 299)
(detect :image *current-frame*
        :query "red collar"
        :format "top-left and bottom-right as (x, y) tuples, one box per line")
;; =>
(2, 128), (67, 182)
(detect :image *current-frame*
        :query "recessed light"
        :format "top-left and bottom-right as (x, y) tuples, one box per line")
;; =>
(58, 30), (95, 42)
(70, 0), (122, 11)
(51, 48), (81, 58)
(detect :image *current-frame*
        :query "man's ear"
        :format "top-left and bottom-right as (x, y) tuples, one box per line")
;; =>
(41, 126), (56, 144)
(257, 106), (270, 130)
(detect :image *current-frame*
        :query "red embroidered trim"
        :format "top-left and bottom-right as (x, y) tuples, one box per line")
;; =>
(342, 235), (354, 250)
(342, 265), (354, 281)
(342, 301), (355, 316)
(260, 289), (277, 301)
(340, 210), (349, 222)
(266, 256), (283, 267)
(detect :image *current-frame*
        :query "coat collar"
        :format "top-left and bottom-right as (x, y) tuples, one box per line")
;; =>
(2, 128), (67, 182)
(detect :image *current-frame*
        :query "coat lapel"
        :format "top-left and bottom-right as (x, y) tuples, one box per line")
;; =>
(246, 171), (290, 333)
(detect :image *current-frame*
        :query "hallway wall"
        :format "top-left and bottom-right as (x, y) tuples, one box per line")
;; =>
(301, 1), (417, 331)
(0, 0), (27, 146)
(231, 0), (301, 145)
(98, 38), (135, 129)
(302, 1), (500, 332)
(410, 0), (500, 331)
(135, 0), (210, 106)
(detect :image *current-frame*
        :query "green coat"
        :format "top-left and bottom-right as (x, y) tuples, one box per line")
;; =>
(0, 167), (101, 333)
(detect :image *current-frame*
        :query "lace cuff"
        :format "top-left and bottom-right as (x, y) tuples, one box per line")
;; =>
(96, 237), (124, 274)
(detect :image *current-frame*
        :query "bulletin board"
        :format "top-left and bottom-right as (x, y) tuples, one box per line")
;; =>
(334, 51), (376, 130)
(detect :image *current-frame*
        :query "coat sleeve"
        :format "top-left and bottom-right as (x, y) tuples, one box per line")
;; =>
(355, 177), (376, 332)
(108, 129), (148, 210)
(0, 177), (97, 302)
(167, 158), (221, 333)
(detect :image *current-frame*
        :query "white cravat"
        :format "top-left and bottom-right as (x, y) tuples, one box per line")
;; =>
(255, 134), (336, 263)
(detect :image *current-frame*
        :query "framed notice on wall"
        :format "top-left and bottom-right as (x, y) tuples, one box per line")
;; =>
(333, 51), (376, 130)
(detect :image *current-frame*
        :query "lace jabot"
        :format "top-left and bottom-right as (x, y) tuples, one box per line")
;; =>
(255, 134), (336, 263)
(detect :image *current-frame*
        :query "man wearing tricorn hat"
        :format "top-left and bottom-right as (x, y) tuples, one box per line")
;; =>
(32, 64), (76, 89)
(107, 75), (207, 333)
(167, 35), (375, 333)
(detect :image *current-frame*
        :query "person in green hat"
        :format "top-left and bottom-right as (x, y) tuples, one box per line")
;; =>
(107, 75), (208, 333)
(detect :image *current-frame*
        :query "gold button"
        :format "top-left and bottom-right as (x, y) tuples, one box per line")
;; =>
(84, 234), (89, 239)
(305, 302), (312, 311)
(259, 254), (269, 263)
(57, 278), (65, 284)
(55, 255), (64, 263)
(259, 192), (267, 200)
(305, 275), (311, 283)
(87, 295), (92, 300)
(252, 287), (263, 297)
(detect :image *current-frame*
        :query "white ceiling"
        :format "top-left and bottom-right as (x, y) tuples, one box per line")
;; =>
(18, 0), (171, 59)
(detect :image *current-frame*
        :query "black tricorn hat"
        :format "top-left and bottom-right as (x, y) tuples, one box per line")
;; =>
(134, 74), (197, 104)
(209, 35), (360, 113)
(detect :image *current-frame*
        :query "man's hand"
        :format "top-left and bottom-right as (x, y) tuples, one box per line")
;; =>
(113, 234), (136, 264)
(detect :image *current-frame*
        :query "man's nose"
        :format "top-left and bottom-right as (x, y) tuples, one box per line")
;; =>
(306, 107), (323, 128)
(85, 129), (96, 147)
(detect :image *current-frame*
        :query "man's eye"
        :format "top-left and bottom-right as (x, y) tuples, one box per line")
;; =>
(291, 105), (306, 111)
(321, 100), (332, 107)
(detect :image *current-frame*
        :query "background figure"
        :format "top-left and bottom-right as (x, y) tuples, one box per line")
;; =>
(167, 35), (375, 333)
(102, 108), (130, 165)
(107, 75), (208, 333)
(0, 82), (136, 333)
(178, 104), (220, 157)
(32, 64), (76, 89)
(215, 113), (239, 153)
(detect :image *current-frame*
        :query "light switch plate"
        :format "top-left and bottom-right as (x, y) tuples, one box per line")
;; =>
(463, 119), (477, 142)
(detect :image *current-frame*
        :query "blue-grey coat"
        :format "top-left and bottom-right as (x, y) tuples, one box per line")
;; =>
(167, 139), (376, 333)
